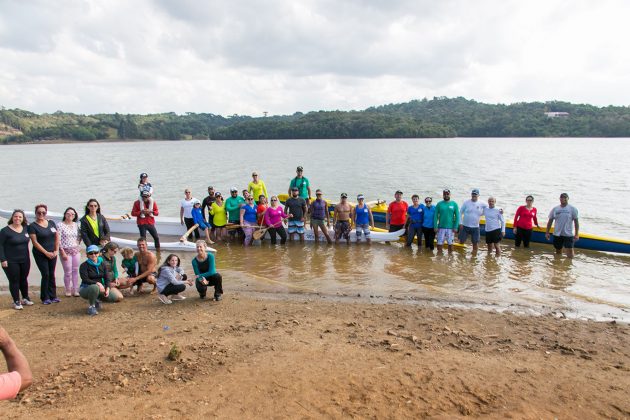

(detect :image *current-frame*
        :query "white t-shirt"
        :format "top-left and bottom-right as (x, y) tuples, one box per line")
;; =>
(181, 198), (196, 218)
(548, 204), (578, 237)
(460, 199), (488, 228)
(483, 207), (505, 233)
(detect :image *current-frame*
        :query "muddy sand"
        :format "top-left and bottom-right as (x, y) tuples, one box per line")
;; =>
(0, 290), (628, 419)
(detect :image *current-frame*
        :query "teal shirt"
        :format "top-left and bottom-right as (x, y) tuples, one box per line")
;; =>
(192, 253), (216, 278)
(289, 176), (310, 199)
(225, 196), (245, 221)
(433, 200), (460, 230)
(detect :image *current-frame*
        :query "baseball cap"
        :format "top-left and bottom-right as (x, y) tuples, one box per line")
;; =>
(86, 245), (100, 254)
(443, 189), (451, 194)
(214, 192), (222, 197)
(291, 187), (299, 191)
(471, 188), (480, 195)
(139, 172), (148, 179)
(230, 187), (238, 193)
(296, 166), (303, 171)
(340, 193), (348, 198)
(207, 186), (214, 190)
(193, 199), (201, 205)
(395, 190), (403, 195)
(357, 194), (365, 200)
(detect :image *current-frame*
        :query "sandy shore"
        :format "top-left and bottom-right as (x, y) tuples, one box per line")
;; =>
(0, 290), (628, 419)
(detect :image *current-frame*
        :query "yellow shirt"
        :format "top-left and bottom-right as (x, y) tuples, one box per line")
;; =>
(86, 215), (99, 237)
(209, 202), (227, 227)
(248, 180), (268, 201)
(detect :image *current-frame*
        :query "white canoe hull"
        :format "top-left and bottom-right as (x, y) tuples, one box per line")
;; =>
(110, 236), (216, 253)
(269, 228), (405, 243)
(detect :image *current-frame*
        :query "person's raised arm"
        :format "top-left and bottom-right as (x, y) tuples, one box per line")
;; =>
(0, 327), (32, 393)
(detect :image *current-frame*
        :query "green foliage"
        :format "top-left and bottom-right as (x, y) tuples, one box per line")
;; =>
(2, 97), (630, 143)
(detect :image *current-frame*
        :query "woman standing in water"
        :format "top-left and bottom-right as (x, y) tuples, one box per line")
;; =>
(513, 195), (539, 248)
(28, 204), (60, 304)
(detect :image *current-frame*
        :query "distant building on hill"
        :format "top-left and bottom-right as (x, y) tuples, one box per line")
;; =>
(544, 111), (570, 118)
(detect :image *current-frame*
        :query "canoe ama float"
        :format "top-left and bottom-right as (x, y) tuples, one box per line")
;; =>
(109, 236), (216, 253)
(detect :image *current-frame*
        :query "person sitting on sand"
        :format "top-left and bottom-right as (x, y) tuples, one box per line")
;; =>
(156, 254), (193, 304)
(0, 326), (32, 400)
(192, 240), (223, 301)
(127, 238), (157, 294)
(79, 245), (112, 316)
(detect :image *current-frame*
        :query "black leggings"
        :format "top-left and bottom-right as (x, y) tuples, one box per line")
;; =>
(33, 252), (57, 301)
(268, 226), (287, 245)
(138, 224), (161, 249)
(161, 283), (186, 296)
(2, 260), (31, 302)
(515, 228), (533, 248)
(195, 273), (223, 298)
(184, 217), (200, 241)
(422, 227), (436, 250)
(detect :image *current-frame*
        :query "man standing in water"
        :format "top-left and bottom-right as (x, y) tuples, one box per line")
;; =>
(458, 188), (487, 256)
(434, 189), (460, 254)
(201, 186), (216, 230)
(333, 193), (353, 244)
(546, 193), (579, 258)
(285, 187), (307, 243)
(386, 190), (408, 232)
(288, 166), (311, 207)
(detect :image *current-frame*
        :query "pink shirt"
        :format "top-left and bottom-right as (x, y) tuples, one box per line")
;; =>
(0, 371), (21, 400)
(263, 206), (288, 228)
(514, 206), (538, 230)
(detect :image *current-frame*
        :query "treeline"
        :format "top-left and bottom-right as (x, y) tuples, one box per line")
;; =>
(2, 97), (630, 143)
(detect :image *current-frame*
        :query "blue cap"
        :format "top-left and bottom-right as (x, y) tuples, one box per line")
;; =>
(471, 188), (480, 195)
(86, 245), (100, 254)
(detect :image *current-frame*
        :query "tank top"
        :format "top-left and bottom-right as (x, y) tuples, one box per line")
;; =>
(311, 199), (327, 220)
(355, 205), (370, 225)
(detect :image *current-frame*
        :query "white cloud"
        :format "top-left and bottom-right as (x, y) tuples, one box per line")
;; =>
(0, 0), (629, 115)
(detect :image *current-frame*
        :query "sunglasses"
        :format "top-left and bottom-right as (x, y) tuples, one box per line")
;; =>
(88, 204), (98, 208)
(425, 200), (432, 203)
(37, 210), (47, 215)
(87, 251), (99, 255)
(271, 198), (278, 202)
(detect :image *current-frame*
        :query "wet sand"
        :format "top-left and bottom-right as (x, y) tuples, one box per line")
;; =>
(0, 289), (628, 419)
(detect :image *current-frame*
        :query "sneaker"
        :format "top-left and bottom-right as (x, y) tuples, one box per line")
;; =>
(65, 292), (72, 297)
(21, 299), (34, 306)
(214, 294), (222, 301)
(199, 295), (207, 300)
(87, 305), (98, 316)
(13, 301), (23, 310)
(73, 290), (80, 297)
(42, 299), (52, 305)
(158, 294), (172, 304)
(170, 294), (186, 301)
(95, 300), (101, 310)
(52, 297), (61, 303)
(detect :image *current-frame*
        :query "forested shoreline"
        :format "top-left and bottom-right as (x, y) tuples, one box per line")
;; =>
(2, 96), (630, 144)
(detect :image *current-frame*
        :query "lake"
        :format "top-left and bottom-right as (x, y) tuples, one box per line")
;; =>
(1, 138), (629, 321)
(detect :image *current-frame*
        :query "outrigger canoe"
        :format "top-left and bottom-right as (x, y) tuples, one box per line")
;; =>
(109, 236), (216, 253)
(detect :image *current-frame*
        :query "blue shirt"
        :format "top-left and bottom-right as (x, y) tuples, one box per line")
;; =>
(242, 204), (258, 223)
(420, 204), (435, 228)
(354, 205), (370, 225)
(407, 205), (424, 227)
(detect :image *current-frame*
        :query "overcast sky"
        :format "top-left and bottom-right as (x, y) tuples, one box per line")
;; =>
(1, 0), (629, 116)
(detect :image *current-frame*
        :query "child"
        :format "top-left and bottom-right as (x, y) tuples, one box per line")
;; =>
(191, 200), (214, 244)
(120, 247), (139, 294)
(138, 173), (154, 218)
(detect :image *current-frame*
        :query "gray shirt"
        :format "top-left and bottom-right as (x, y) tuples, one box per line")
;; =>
(548, 204), (578, 237)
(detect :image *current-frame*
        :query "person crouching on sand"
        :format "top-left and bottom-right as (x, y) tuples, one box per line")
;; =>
(79, 245), (111, 316)
(156, 254), (193, 304)
(192, 240), (223, 301)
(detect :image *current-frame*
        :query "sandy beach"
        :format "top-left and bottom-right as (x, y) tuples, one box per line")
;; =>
(0, 289), (628, 419)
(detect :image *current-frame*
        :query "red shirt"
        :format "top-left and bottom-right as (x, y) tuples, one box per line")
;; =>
(131, 200), (159, 225)
(387, 201), (408, 225)
(514, 206), (538, 230)
(256, 204), (268, 225)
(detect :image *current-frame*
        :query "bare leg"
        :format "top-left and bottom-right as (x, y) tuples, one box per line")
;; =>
(313, 224), (319, 243)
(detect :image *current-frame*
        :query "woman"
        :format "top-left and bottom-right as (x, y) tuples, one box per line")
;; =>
(80, 199), (111, 248)
(0, 210), (33, 310)
(240, 196), (259, 246)
(248, 172), (268, 202)
(28, 204), (59, 304)
(210, 192), (228, 242)
(180, 188), (199, 241)
(58, 207), (82, 297)
(100, 242), (124, 301)
(256, 195), (268, 226)
(513, 195), (539, 248)
(156, 254), (192, 304)
(192, 240), (223, 301)
(263, 196), (291, 245)
(79, 245), (111, 316)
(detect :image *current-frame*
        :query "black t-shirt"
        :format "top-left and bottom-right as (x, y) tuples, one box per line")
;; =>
(27, 220), (57, 254)
(0, 225), (30, 263)
(285, 197), (306, 221)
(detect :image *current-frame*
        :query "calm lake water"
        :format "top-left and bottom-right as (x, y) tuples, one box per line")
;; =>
(1, 138), (629, 321)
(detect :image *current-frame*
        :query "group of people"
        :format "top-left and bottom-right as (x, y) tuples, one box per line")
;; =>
(0, 201), (224, 314)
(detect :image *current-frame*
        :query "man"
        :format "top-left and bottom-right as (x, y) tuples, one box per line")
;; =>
(201, 186), (216, 228)
(128, 238), (158, 293)
(405, 194), (424, 247)
(546, 193), (579, 258)
(421, 197), (436, 251)
(0, 326), (32, 400)
(131, 191), (160, 250)
(458, 188), (487, 256)
(386, 190), (408, 232)
(225, 187), (245, 241)
(333, 193), (353, 244)
(284, 187), (307, 242)
(288, 166), (311, 206)
(352, 194), (374, 244)
(434, 189), (460, 254)
(483, 197), (505, 256)
(310, 189), (332, 244)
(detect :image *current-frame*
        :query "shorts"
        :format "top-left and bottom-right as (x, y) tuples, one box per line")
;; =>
(311, 218), (327, 228)
(389, 224), (405, 232)
(436, 228), (455, 245)
(553, 235), (574, 250)
(458, 226), (480, 244)
(485, 229), (502, 244)
(355, 223), (371, 238)
(288, 220), (305, 234)
(334, 220), (351, 239)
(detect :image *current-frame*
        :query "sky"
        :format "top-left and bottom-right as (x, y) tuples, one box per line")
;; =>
(1, 0), (629, 116)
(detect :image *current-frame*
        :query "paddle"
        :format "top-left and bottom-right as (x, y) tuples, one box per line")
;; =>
(179, 224), (199, 242)
(252, 226), (269, 240)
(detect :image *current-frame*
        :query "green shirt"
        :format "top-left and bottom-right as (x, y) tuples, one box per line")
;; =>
(289, 176), (310, 199)
(433, 200), (460, 230)
(225, 196), (245, 221)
